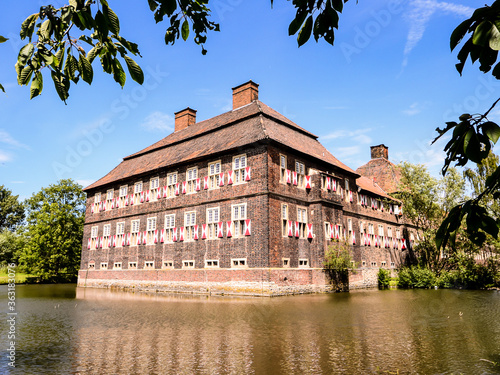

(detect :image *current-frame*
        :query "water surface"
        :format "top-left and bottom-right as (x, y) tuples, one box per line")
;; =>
(1, 285), (499, 374)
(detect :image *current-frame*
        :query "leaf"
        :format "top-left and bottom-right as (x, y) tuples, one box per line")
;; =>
(112, 58), (126, 87)
(463, 129), (483, 163)
(51, 71), (69, 103)
(0, 83), (4, 93)
(298, 15), (313, 47)
(18, 65), (33, 85)
(65, 53), (78, 81)
(39, 19), (52, 41)
(181, 19), (189, 41)
(20, 14), (39, 40)
(103, 5), (120, 35)
(30, 72), (43, 99)
(473, 20), (493, 47)
(123, 56), (144, 84)
(18, 43), (34, 66)
(87, 45), (100, 63)
(289, 10), (308, 36)
(482, 121), (500, 143)
(0, 35), (8, 43)
(78, 54), (93, 84)
(331, 0), (343, 12)
(450, 18), (473, 51)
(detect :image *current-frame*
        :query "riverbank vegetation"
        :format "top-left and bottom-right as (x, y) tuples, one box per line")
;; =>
(0, 180), (85, 283)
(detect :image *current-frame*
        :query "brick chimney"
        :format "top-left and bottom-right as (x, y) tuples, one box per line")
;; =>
(232, 80), (259, 109)
(174, 107), (197, 132)
(370, 144), (388, 160)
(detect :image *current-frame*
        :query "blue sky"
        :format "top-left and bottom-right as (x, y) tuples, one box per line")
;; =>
(1, 0), (498, 200)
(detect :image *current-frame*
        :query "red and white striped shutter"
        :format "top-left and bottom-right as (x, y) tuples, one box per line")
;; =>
(352, 232), (356, 245)
(182, 181), (187, 194)
(121, 235), (125, 247)
(307, 224), (313, 239)
(244, 219), (251, 236)
(111, 199), (115, 209)
(103, 202), (106, 211)
(91, 205), (95, 214)
(98, 201), (102, 212)
(226, 221), (232, 237)
(402, 239), (406, 250)
(173, 228), (177, 242)
(87, 238), (91, 249)
(135, 232), (140, 245)
(125, 195), (130, 206)
(245, 167), (251, 181)
(286, 169), (291, 184)
(363, 233), (366, 246)
(160, 229), (165, 243)
(217, 222), (224, 238)
(294, 221), (299, 238)
(113, 235), (117, 247)
(126, 233), (130, 246)
(326, 177), (331, 190)
(219, 172), (224, 187)
(100, 237), (104, 248)
(292, 171), (298, 186)
(195, 178), (201, 191)
(390, 205), (393, 214)
(332, 179), (337, 192)
(381, 202), (384, 212)
(201, 224), (207, 239)
(163, 186), (168, 198)
(227, 170), (234, 185)
(145, 190), (150, 202)
(204, 176), (209, 190)
(343, 228), (346, 240)
(157, 188), (161, 200)
(399, 206), (403, 216)
(154, 230), (158, 243)
(143, 231), (147, 245)
(335, 225), (339, 240)
(305, 175), (311, 189)
(179, 227), (184, 242)
(287, 221), (293, 237)
(330, 224), (334, 239)
(175, 183), (180, 196)
(194, 225), (199, 240)
(349, 191), (353, 202)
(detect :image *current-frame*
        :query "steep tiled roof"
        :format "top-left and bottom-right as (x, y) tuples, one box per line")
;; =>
(356, 175), (399, 202)
(84, 101), (357, 191)
(356, 158), (401, 194)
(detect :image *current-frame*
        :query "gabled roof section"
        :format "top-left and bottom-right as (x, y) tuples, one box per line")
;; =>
(84, 100), (356, 191)
(356, 175), (399, 202)
(356, 157), (401, 194)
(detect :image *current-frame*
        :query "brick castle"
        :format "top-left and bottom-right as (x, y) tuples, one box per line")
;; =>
(77, 81), (414, 295)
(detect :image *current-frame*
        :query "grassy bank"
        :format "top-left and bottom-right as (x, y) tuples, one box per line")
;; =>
(0, 267), (33, 284)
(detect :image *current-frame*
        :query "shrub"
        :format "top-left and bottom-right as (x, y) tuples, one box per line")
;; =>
(377, 268), (391, 288)
(397, 266), (436, 289)
(324, 240), (355, 292)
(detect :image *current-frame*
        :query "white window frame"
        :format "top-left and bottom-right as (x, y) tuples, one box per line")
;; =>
(207, 207), (220, 240)
(280, 154), (287, 182)
(144, 261), (155, 269)
(119, 185), (128, 208)
(298, 259), (309, 268)
(205, 259), (219, 268)
(182, 260), (195, 269)
(282, 258), (290, 268)
(295, 161), (305, 188)
(232, 154), (247, 184)
(150, 177), (160, 201)
(164, 214), (176, 243)
(131, 219), (140, 246)
(103, 224), (111, 249)
(128, 262), (138, 269)
(147, 217), (157, 244)
(106, 189), (114, 210)
(116, 222), (125, 247)
(134, 181), (143, 204)
(91, 226), (98, 249)
(186, 167), (198, 194)
(162, 261), (174, 269)
(184, 211), (196, 241)
(231, 258), (247, 268)
(208, 161), (221, 189)
(297, 206), (308, 238)
(282, 203), (288, 237)
(113, 262), (122, 270)
(231, 203), (247, 237)
(100, 262), (108, 270)
(93, 192), (101, 212)
(167, 172), (178, 198)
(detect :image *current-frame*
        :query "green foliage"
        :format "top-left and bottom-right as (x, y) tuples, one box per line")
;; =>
(323, 240), (355, 291)
(0, 230), (26, 266)
(0, 185), (25, 231)
(397, 266), (437, 289)
(19, 179), (85, 282)
(377, 268), (391, 289)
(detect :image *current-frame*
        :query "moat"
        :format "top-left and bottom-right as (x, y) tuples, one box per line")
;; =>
(1, 285), (499, 374)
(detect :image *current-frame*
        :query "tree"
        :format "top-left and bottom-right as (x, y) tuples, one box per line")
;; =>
(323, 240), (355, 292)
(0, 185), (25, 231)
(19, 179), (85, 282)
(0, 230), (25, 266)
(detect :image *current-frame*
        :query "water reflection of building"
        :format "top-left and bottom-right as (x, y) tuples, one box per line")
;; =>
(79, 81), (416, 295)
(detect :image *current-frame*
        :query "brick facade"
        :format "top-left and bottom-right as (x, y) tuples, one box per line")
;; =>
(78, 82), (415, 296)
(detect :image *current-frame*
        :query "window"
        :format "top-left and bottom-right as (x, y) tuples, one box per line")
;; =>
(103, 224), (111, 248)
(134, 182), (143, 204)
(116, 222), (125, 247)
(387, 227), (393, 239)
(205, 260), (219, 268)
(378, 225), (384, 237)
(91, 226), (98, 249)
(282, 258), (290, 267)
(129, 262), (137, 269)
(396, 229), (401, 239)
(368, 223), (374, 245)
(233, 154), (247, 184)
(144, 261), (154, 269)
(232, 203), (247, 237)
(147, 217), (157, 244)
(282, 204), (288, 237)
(93, 192), (101, 212)
(345, 180), (350, 202)
(371, 262), (377, 267)
(119, 185), (128, 208)
(348, 219), (353, 240)
(113, 262), (122, 270)
(345, 179), (349, 192)
(164, 214), (175, 243)
(390, 262), (395, 268)
(184, 211), (196, 241)
(88, 263), (95, 269)
(231, 258), (247, 268)
(150, 177), (160, 201)
(131, 219), (140, 246)
(100, 262), (108, 270)
(182, 260), (195, 269)
(381, 261), (387, 267)
(298, 259), (309, 268)
(280, 154), (287, 182)
(362, 261), (366, 267)
(295, 161), (305, 188)
(166, 172), (178, 198)
(106, 189), (114, 210)
(186, 168), (198, 193)
(162, 261), (174, 269)
(324, 222), (330, 239)
(297, 207), (307, 238)
(207, 207), (220, 239)
(208, 161), (221, 189)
